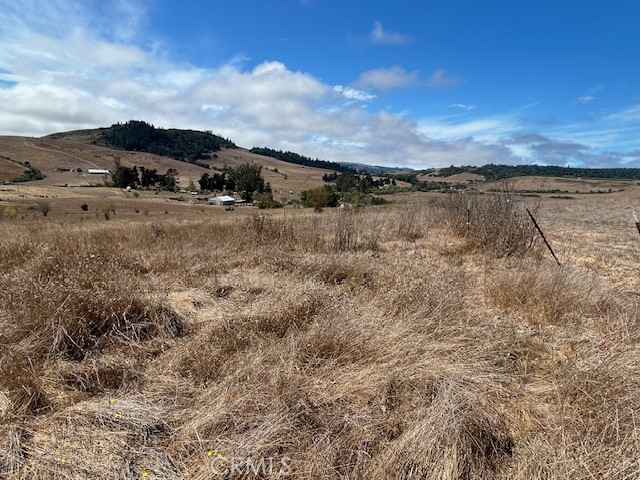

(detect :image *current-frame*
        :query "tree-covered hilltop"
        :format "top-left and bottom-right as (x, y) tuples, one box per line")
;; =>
(433, 164), (640, 181)
(95, 120), (236, 162)
(250, 147), (355, 173)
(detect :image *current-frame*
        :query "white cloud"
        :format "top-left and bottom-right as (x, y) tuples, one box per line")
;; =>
(427, 68), (464, 88)
(572, 95), (595, 105)
(608, 103), (640, 122)
(355, 66), (419, 91)
(333, 85), (376, 102)
(450, 103), (475, 111)
(417, 116), (519, 143)
(368, 21), (414, 46)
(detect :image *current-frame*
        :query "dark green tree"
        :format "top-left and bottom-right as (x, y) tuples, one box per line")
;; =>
(158, 168), (178, 191)
(228, 163), (265, 202)
(111, 158), (139, 188)
(335, 172), (359, 192)
(300, 185), (338, 212)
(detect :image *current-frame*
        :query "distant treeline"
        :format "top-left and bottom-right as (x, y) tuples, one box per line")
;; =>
(433, 164), (640, 181)
(96, 120), (236, 163)
(250, 147), (354, 173)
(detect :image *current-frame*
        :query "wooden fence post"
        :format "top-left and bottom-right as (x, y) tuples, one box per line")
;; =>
(632, 212), (640, 236)
(526, 207), (561, 266)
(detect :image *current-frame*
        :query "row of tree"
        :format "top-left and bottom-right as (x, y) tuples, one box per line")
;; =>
(111, 159), (178, 190)
(199, 163), (271, 202)
(322, 172), (396, 192)
(299, 184), (389, 211)
(198, 172), (232, 192)
(111, 159), (272, 202)
(250, 147), (354, 173)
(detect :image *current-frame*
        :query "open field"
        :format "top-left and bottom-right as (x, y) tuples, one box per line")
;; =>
(1, 186), (640, 479)
(479, 176), (638, 195)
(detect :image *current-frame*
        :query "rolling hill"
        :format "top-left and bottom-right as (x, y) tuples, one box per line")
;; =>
(0, 127), (339, 196)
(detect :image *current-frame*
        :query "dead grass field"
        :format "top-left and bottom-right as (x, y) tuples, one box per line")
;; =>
(480, 176), (637, 194)
(1, 188), (640, 479)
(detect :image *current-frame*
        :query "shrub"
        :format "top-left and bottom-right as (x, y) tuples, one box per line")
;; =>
(12, 164), (45, 182)
(36, 201), (50, 217)
(101, 202), (115, 220)
(255, 193), (283, 209)
(80, 203), (89, 211)
(434, 192), (538, 258)
(300, 185), (338, 212)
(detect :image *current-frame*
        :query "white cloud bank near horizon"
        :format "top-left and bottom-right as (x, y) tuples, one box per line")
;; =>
(0, 0), (637, 169)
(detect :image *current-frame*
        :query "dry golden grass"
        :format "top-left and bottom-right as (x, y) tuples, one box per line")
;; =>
(1, 194), (640, 479)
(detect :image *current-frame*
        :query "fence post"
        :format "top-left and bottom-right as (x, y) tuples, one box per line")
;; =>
(632, 212), (640, 236)
(466, 198), (471, 236)
(526, 207), (561, 266)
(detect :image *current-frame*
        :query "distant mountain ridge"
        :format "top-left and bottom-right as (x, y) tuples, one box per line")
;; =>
(337, 162), (414, 175)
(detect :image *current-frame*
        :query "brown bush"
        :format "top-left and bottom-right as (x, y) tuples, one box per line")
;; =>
(434, 191), (538, 258)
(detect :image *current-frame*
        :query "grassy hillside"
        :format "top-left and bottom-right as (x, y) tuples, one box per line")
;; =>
(1, 190), (639, 478)
(0, 136), (335, 196)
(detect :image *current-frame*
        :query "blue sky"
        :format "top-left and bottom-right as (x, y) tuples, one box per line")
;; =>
(1, 0), (639, 168)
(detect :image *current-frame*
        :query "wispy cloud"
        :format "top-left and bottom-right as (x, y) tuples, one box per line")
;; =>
(607, 103), (640, 122)
(333, 85), (376, 102)
(368, 21), (414, 46)
(418, 115), (519, 144)
(572, 95), (596, 105)
(355, 66), (419, 91)
(427, 68), (464, 88)
(450, 103), (474, 111)
(355, 66), (464, 92)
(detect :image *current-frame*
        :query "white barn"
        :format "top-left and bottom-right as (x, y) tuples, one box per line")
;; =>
(209, 195), (236, 206)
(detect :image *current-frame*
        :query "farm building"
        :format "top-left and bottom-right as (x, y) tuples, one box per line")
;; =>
(209, 195), (236, 206)
(87, 168), (110, 175)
